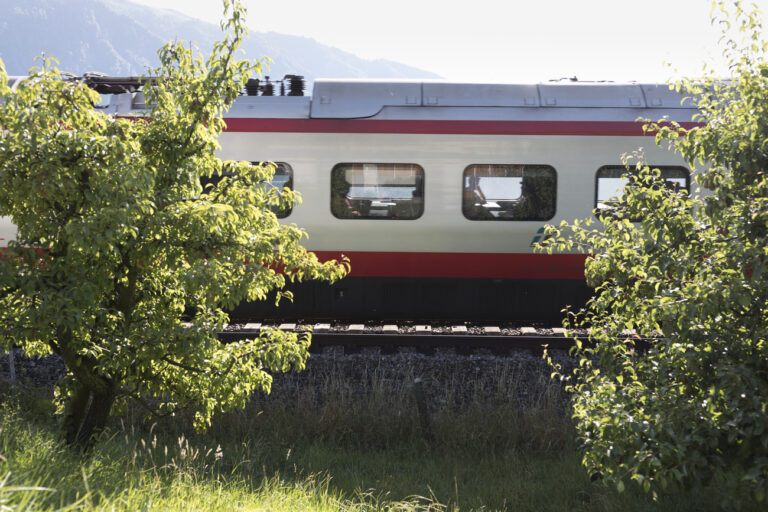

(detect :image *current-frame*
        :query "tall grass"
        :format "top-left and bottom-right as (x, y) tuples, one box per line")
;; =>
(0, 352), (760, 511)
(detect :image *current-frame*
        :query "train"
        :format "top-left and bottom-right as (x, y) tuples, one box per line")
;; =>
(0, 74), (701, 322)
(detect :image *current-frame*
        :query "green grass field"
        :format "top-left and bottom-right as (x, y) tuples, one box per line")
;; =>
(0, 355), (757, 511)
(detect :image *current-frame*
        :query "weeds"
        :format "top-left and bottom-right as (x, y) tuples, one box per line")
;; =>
(206, 353), (573, 454)
(0, 352), (759, 511)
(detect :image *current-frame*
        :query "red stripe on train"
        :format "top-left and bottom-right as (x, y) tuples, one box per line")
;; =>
(223, 118), (702, 136)
(312, 251), (587, 279)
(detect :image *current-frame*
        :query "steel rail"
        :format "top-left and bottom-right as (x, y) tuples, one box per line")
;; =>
(218, 330), (617, 354)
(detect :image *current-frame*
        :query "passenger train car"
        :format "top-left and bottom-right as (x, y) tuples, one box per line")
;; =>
(0, 76), (700, 321)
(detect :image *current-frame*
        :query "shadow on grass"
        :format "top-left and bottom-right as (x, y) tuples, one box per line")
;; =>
(0, 354), (762, 511)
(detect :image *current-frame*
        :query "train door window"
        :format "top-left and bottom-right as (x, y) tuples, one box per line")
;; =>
(331, 163), (425, 220)
(255, 162), (294, 219)
(462, 164), (556, 221)
(595, 165), (689, 214)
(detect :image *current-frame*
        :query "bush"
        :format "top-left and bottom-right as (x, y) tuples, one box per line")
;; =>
(541, 1), (768, 505)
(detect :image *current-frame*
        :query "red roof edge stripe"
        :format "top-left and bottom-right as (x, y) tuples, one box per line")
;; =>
(223, 118), (703, 136)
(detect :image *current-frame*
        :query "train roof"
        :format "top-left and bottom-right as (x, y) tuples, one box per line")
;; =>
(6, 74), (700, 122)
(306, 79), (694, 117)
(224, 79), (698, 123)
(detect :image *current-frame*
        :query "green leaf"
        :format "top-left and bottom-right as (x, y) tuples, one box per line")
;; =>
(0, 0), (347, 447)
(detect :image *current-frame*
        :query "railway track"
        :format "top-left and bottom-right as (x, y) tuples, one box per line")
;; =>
(218, 322), (617, 355)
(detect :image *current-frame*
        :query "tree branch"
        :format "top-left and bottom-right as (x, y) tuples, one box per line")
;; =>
(160, 355), (206, 374)
(118, 386), (175, 419)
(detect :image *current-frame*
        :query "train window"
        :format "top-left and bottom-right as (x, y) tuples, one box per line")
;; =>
(595, 165), (689, 214)
(201, 162), (294, 218)
(256, 162), (294, 219)
(331, 163), (425, 220)
(462, 164), (557, 221)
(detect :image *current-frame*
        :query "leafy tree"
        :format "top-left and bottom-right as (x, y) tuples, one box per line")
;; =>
(541, 1), (768, 504)
(0, 0), (347, 448)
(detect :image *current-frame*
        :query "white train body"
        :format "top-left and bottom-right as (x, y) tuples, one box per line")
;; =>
(1, 78), (700, 320)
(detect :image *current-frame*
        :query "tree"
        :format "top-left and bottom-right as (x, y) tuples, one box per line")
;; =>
(0, 0), (347, 448)
(541, 1), (768, 504)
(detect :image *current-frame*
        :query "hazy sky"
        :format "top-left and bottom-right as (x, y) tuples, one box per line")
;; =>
(128, 0), (768, 83)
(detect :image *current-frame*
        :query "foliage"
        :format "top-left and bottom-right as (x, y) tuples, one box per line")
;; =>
(1, 377), (751, 511)
(540, 1), (768, 504)
(0, 0), (347, 446)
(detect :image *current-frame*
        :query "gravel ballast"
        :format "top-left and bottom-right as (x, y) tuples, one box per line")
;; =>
(1, 345), (577, 411)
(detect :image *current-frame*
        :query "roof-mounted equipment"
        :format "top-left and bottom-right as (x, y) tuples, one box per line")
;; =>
(243, 75), (306, 97)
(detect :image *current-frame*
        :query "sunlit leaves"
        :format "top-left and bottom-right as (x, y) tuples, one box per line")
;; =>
(0, 0), (347, 436)
(540, 1), (768, 506)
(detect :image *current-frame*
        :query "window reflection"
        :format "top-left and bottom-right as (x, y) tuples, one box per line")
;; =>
(462, 164), (556, 221)
(595, 165), (689, 213)
(331, 163), (424, 220)
(255, 162), (293, 219)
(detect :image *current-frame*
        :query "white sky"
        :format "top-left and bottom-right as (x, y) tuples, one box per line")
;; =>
(128, 0), (768, 83)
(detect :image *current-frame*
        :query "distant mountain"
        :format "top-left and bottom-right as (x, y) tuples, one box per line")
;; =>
(0, 0), (440, 83)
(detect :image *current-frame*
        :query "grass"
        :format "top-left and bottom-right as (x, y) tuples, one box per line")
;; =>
(0, 352), (761, 511)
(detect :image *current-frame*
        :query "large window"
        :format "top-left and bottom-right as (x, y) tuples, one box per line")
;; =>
(595, 165), (689, 213)
(462, 164), (557, 221)
(331, 163), (424, 220)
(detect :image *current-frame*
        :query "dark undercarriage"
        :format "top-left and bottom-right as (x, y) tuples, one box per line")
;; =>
(233, 276), (592, 323)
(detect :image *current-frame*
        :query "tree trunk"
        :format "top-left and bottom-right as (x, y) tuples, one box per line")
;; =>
(63, 381), (115, 450)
